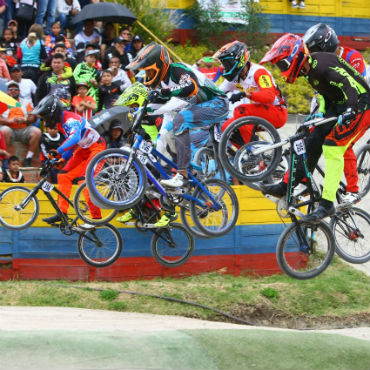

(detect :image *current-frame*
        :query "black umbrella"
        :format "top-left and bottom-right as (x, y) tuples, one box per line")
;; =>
(71, 2), (136, 25)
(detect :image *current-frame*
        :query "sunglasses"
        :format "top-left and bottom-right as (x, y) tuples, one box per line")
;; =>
(8, 87), (19, 91)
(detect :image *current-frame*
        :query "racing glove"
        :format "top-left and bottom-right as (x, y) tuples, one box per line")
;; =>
(55, 158), (66, 170)
(47, 149), (60, 159)
(305, 112), (324, 122)
(229, 92), (246, 104)
(337, 108), (356, 127)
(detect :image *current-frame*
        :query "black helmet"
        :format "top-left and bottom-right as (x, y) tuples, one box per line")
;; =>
(31, 95), (63, 128)
(214, 41), (250, 82)
(126, 42), (171, 88)
(303, 23), (339, 53)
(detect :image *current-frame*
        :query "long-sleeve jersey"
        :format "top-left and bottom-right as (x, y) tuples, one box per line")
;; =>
(337, 46), (366, 77)
(160, 63), (226, 102)
(307, 52), (370, 114)
(56, 111), (100, 160)
(219, 62), (285, 106)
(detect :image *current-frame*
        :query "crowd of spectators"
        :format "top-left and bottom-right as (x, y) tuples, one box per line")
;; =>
(0, 0), (146, 183)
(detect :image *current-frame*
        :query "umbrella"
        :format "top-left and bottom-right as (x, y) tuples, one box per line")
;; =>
(71, 2), (136, 25)
(89, 106), (132, 135)
(0, 90), (21, 111)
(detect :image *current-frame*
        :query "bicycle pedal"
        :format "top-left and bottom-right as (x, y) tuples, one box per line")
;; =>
(264, 194), (280, 204)
(143, 223), (161, 229)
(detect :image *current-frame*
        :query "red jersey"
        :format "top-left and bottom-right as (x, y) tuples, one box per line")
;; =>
(338, 46), (366, 76)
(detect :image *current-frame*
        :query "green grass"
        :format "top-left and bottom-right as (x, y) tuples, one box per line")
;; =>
(0, 258), (369, 328)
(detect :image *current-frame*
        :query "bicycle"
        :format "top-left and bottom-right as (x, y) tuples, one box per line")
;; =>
(85, 91), (239, 239)
(355, 138), (370, 198)
(0, 159), (123, 268)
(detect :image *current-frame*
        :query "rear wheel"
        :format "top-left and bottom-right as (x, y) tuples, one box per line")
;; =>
(276, 220), (335, 279)
(0, 186), (39, 230)
(355, 144), (370, 198)
(151, 223), (194, 267)
(193, 147), (226, 182)
(78, 223), (123, 268)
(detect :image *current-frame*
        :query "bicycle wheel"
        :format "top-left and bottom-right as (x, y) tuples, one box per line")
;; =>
(78, 223), (123, 268)
(0, 186), (39, 230)
(151, 223), (194, 267)
(219, 116), (282, 183)
(74, 182), (118, 226)
(193, 147), (226, 182)
(330, 207), (370, 264)
(180, 205), (211, 239)
(355, 144), (370, 198)
(276, 220), (335, 279)
(190, 179), (239, 237)
(86, 148), (147, 210)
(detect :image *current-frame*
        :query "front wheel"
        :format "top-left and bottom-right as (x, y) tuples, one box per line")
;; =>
(0, 186), (39, 230)
(78, 223), (123, 268)
(193, 147), (226, 182)
(74, 182), (118, 226)
(190, 179), (239, 237)
(86, 148), (147, 210)
(330, 207), (370, 264)
(355, 144), (370, 198)
(151, 223), (194, 267)
(219, 116), (282, 183)
(276, 220), (335, 279)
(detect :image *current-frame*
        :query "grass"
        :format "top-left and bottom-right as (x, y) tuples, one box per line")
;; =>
(0, 257), (369, 327)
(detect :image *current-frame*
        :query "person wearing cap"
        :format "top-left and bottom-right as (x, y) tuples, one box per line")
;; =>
(74, 20), (102, 50)
(0, 80), (41, 167)
(127, 35), (144, 62)
(71, 81), (96, 120)
(102, 36), (129, 70)
(17, 31), (47, 84)
(102, 119), (128, 149)
(9, 64), (36, 103)
(52, 42), (77, 70)
(0, 47), (10, 82)
(73, 48), (100, 103)
(7, 20), (20, 43)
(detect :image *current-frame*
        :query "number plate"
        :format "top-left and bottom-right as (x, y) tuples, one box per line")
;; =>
(42, 181), (54, 193)
(293, 139), (306, 155)
(136, 152), (148, 165)
(214, 126), (221, 142)
(139, 140), (152, 154)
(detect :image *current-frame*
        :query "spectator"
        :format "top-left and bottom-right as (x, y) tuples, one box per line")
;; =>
(127, 35), (144, 62)
(17, 31), (47, 84)
(74, 19), (101, 49)
(0, 129), (10, 162)
(45, 21), (72, 55)
(73, 48), (99, 103)
(0, 81), (40, 166)
(102, 119), (127, 149)
(56, 0), (81, 35)
(98, 69), (121, 111)
(102, 36), (129, 70)
(7, 20), (20, 43)
(71, 81), (96, 119)
(9, 64), (36, 103)
(0, 28), (18, 59)
(100, 22), (116, 59)
(15, 1), (38, 39)
(195, 55), (223, 83)
(36, 0), (57, 35)
(109, 56), (131, 91)
(36, 53), (76, 108)
(3, 4), (16, 34)
(118, 26), (131, 52)
(74, 42), (102, 68)
(51, 42), (76, 69)
(0, 47), (10, 82)
(40, 125), (64, 183)
(28, 23), (45, 40)
(2, 155), (25, 182)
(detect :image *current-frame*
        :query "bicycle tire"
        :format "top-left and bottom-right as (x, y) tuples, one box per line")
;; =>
(276, 220), (335, 279)
(190, 178), (239, 237)
(151, 223), (194, 267)
(180, 205), (211, 239)
(193, 147), (226, 182)
(330, 207), (370, 264)
(74, 182), (118, 226)
(355, 144), (370, 198)
(85, 147), (147, 211)
(0, 186), (39, 230)
(219, 116), (282, 183)
(78, 223), (123, 268)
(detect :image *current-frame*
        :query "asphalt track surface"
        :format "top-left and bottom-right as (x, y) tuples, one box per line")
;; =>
(1, 118), (369, 370)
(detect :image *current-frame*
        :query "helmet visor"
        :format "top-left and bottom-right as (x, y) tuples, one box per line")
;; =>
(276, 59), (291, 72)
(220, 57), (236, 73)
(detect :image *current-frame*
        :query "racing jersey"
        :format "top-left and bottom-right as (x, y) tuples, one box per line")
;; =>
(160, 63), (226, 102)
(56, 111), (100, 160)
(337, 46), (366, 76)
(219, 62), (285, 106)
(307, 52), (370, 114)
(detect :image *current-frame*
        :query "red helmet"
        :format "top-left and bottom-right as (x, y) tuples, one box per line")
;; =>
(260, 33), (309, 83)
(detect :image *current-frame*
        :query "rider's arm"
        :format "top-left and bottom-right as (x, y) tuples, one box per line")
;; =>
(162, 64), (199, 98)
(56, 120), (82, 159)
(248, 69), (276, 104)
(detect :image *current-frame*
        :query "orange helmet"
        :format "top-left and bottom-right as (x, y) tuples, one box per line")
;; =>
(126, 42), (171, 88)
(214, 41), (250, 82)
(260, 33), (309, 83)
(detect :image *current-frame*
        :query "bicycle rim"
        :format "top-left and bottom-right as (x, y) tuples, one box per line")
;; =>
(0, 187), (39, 230)
(151, 223), (194, 267)
(78, 224), (123, 267)
(180, 206), (211, 239)
(193, 147), (226, 182)
(331, 207), (370, 264)
(276, 221), (335, 279)
(355, 145), (370, 198)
